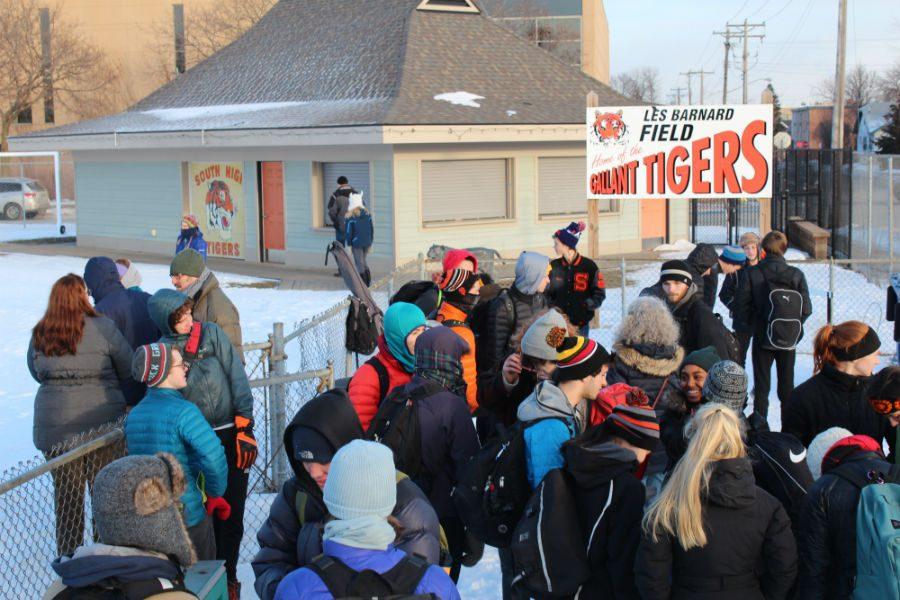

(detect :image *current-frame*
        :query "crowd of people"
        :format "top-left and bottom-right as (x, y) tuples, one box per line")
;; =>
(28, 218), (900, 600)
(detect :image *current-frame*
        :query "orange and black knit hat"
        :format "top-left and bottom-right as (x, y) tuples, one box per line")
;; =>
(555, 336), (611, 382)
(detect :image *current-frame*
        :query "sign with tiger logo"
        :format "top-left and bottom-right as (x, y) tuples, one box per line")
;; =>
(587, 105), (773, 199)
(189, 162), (246, 259)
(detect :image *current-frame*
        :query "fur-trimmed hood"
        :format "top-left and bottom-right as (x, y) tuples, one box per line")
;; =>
(615, 296), (681, 350)
(612, 344), (684, 377)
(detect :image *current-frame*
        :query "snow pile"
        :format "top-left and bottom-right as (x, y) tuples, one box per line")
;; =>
(142, 102), (308, 122)
(434, 91), (485, 108)
(0, 222), (75, 242)
(653, 238), (695, 255)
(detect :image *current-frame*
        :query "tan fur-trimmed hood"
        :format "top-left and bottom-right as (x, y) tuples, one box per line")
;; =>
(613, 344), (684, 377)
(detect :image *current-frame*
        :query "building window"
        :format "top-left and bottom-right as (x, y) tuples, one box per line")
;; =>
(319, 162), (371, 226)
(173, 4), (186, 74)
(538, 157), (618, 217)
(17, 107), (33, 124)
(421, 159), (513, 225)
(40, 8), (54, 123)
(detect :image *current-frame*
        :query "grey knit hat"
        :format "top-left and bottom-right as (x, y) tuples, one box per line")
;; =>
(521, 309), (569, 361)
(92, 454), (197, 567)
(702, 360), (749, 414)
(170, 248), (205, 277)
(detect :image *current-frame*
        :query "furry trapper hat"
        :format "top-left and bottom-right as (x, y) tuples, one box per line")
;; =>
(92, 453), (197, 567)
(613, 296), (684, 376)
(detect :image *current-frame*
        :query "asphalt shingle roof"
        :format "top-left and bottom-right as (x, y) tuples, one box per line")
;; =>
(18, 0), (630, 138)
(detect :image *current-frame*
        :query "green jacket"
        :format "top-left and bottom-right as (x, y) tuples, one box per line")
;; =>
(192, 272), (243, 352)
(148, 289), (253, 428)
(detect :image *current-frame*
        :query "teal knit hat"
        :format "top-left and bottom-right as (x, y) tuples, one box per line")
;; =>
(383, 302), (426, 373)
(681, 346), (721, 373)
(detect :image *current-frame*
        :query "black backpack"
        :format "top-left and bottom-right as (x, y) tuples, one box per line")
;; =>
(307, 553), (435, 599)
(510, 468), (591, 598)
(346, 296), (379, 355)
(452, 420), (554, 548)
(759, 270), (805, 350)
(367, 381), (442, 482)
(390, 281), (442, 317)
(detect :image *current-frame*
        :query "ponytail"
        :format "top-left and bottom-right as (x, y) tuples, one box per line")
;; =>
(813, 320), (872, 373)
(642, 403), (745, 550)
(813, 324), (836, 373)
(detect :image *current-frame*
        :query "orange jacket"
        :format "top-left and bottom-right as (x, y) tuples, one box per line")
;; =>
(436, 302), (478, 413)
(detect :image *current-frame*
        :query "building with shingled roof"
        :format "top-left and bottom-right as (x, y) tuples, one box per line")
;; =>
(11, 0), (687, 267)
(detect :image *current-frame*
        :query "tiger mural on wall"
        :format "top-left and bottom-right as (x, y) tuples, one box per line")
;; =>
(205, 180), (236, 240)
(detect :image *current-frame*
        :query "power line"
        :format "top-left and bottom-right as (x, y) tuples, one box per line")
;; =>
(765, 0), (795, 21)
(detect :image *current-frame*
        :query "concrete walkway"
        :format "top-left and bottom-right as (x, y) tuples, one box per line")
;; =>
(0, 240), (366, 291)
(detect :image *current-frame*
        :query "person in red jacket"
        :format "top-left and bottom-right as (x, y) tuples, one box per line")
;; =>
(348, 302), (426, 430)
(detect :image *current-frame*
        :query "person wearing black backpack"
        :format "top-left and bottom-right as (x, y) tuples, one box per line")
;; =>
(797, 433), (898, 600)
(734, 230), (812, 420)
(368, 325), (481, 581)
(273, 440), (461, 600)
(252, 389), (445, 600)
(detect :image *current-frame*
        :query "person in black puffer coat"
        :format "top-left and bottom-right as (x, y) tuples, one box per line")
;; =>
(783, 321), (895, 460)
(251, 389), (444, 600)
(637, 403), (797, 600)
(565, 401), (660, 599)
(797, 434), (898, 600)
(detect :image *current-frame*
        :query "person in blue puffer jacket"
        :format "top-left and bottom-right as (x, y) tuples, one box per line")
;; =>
(517, 336), (612, 488)
(176, 214), (208, 259)
(344, 193), (373, 286)
(125, 342), (228, 560)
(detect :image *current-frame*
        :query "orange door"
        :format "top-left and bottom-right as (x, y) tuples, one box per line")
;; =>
(641, 198), (668, 241)
(261, 162), (285, 252)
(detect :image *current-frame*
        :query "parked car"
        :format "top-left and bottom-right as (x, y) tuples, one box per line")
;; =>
(0, 178), (51, 220)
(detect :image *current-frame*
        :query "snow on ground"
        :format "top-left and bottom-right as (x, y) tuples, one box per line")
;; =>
(0, 221), (75, 241)
(0, 252), (348, 469)
(434, 91), (485, 108)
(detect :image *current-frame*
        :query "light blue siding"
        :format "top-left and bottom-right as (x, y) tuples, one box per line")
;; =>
(371, 160), (393, 259)
(75, 161), (182, 242)
(243, 161), (259, 261)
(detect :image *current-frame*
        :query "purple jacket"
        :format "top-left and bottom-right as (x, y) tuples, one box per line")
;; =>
(273, 540), (460, 599)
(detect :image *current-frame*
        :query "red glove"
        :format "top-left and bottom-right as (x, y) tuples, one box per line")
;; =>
(205, 496), (231, 521)
(235, 416), (258, 470)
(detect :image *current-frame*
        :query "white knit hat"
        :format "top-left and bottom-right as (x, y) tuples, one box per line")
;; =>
(324, 440), (397, 520)
(807, 427), (852, 480)
(348, 191), (364, 213)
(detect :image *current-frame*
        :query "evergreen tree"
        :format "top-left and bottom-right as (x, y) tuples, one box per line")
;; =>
(875, 102), (900, 154)
(770, 86), (788, 134)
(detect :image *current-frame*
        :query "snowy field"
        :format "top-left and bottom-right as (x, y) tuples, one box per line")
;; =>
(0, 252), (348, 469)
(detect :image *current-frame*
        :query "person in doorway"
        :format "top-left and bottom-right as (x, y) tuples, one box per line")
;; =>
(327, 176), (355, 246)
(170, 248), (243, 352)
(735, 230), (812, 420)
(125, 343), (229, 560)
(720, 233), (762, 365)
(345, 192), (373, 286)
(272, 440), (460, 600)
(636, 403), (798, 600)
(564, 398), (660, 600)
(176, 214), (207, 259)
(148, 289), (256, 599)
(252, 389), (444, 600)
(783, 321), (894, 460)
(43, 454), (201, 600)
(517, 336), (612, 489)
(547, 221), (606, 337)
(435, 252), (482, 412)
(347, 302), (426, 430)
(656, 260), (738, 360)
(28, 274), (133, 556)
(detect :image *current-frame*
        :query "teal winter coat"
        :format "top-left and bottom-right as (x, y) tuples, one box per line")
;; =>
(125, 387), (228, 527)
(148, 289), (253, 428)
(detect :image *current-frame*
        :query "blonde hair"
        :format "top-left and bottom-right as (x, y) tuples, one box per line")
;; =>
(348, 206), (367, 218)
(642, 403), (746, 550)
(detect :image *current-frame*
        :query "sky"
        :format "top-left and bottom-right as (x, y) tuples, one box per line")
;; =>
(604, 0), (900, 107)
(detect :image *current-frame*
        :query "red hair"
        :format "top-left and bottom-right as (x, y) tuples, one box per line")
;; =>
(32, 274), (97, 357)
(813, 320), (870, 373)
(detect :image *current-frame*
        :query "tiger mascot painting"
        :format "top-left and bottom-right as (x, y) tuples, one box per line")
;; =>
(205, 180), (236, 239)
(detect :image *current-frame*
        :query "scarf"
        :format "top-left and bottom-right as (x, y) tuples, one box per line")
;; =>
(415, 350), (466, 397)
(182, 268), (212, 300)
(323, 515), (397, 550)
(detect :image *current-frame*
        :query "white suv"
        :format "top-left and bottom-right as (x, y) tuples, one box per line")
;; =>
(0, 178), (51, 220)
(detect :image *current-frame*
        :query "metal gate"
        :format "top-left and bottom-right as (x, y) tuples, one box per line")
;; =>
(772, 148), (852, 258)
(691, 198), (761, 245)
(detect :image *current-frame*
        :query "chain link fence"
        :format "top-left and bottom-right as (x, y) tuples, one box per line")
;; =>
(3, 252), (899, 598)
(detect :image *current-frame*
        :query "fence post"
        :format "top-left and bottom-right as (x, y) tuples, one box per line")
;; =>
(417, 252), (425, 280)
(326, 360), (335, 389)
(269, 322), (288, 490)
(387, 269), (395, 299)
(828, 258), (835, 325)
(620, 257), (627, 322)
(890, 156), (895, 271)
(868, 155), (874, 259)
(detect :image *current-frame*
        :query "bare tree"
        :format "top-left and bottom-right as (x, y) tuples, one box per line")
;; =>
(879, 59), (900, 103)
(815, 64), (881, 109)
(184, 0), (276, 63)
(0, 0), (118, 150)
(611, 67), (661, 103)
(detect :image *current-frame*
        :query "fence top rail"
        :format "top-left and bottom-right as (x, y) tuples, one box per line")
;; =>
(248, 367), (333, 389)
(241, 341), (272, 352)
(283, 297), (352, 345)
(0, 429), (124, 496)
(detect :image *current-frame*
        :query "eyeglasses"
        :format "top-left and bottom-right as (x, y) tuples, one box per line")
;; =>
(171, 362), (189, 373)
(869, 398), (900, 415)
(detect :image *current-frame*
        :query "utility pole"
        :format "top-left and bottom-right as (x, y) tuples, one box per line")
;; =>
(714, 29), (732, 103)
(722, 20), (765, 104)
(831, 0), (848, 149)
(679, 71), (694, 104)
(669, 87), (686, 104)
(680, 70), (714, 104)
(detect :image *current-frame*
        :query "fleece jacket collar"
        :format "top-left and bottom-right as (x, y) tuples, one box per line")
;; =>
(52, 544), (181, 587)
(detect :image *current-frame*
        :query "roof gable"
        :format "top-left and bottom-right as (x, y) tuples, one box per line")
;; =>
(417, 0), (480, 13)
